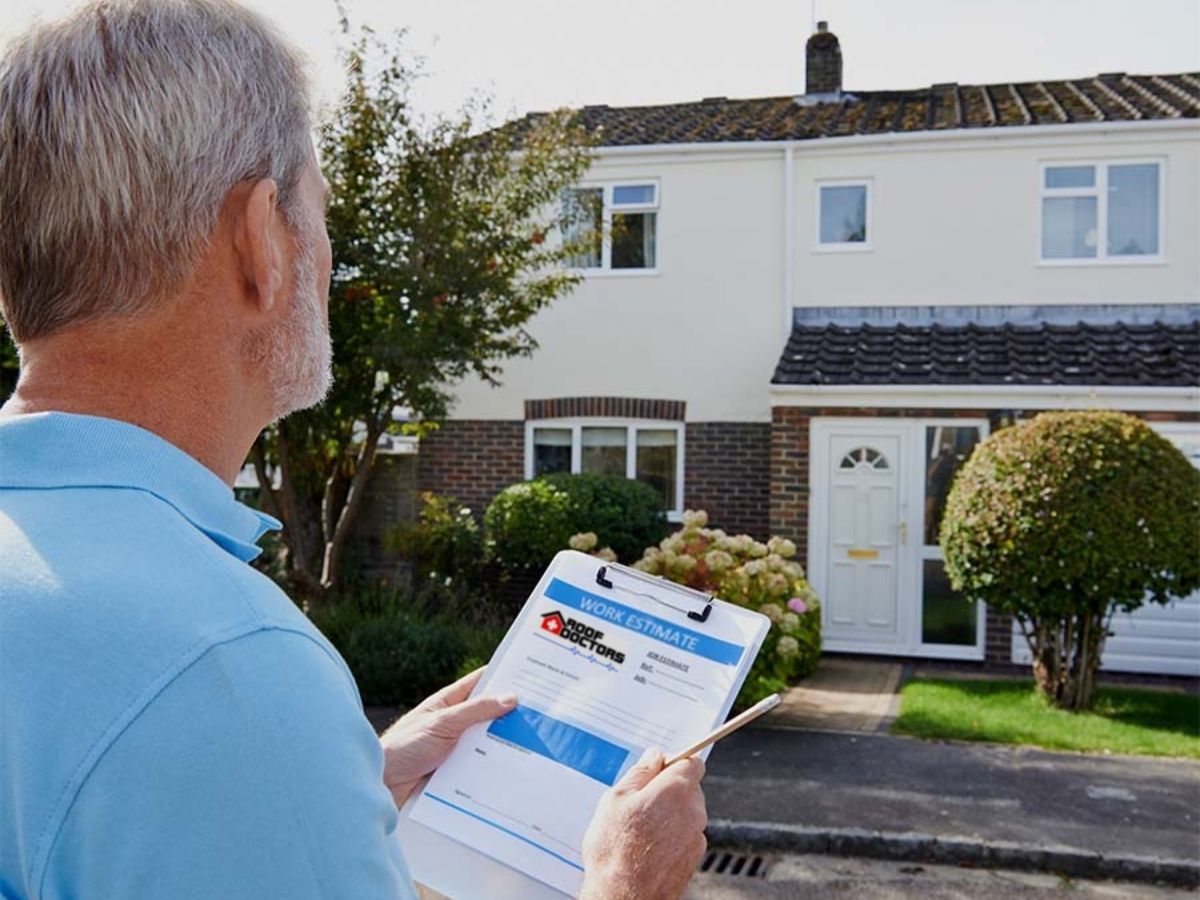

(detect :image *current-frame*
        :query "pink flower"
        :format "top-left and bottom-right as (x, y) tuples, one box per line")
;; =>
(788, 597), (807, 615)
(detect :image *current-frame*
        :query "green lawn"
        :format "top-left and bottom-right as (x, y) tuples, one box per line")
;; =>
(892, 677), (1200, 759)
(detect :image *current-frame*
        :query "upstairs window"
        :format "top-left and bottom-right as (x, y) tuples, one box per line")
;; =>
(817, 181), (870, 249)
(1040, 161), (1162, 261)
(562, 182), (659, 272)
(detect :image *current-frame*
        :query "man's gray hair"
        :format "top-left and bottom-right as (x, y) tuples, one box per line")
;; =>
(0, 0), (312, 343)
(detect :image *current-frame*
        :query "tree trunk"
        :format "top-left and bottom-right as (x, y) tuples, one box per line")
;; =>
(1027, 610), (1108, 711)
(319, 422), (382, 593)
(275, 427), (322, 597)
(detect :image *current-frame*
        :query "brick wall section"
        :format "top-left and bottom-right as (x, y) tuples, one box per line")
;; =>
(684, 422), (771, 538)
(772, 405), (1200, 665)
(525, 397), (685, 421)
(417, 420), (525, 515)
(347, 453), (419, 583)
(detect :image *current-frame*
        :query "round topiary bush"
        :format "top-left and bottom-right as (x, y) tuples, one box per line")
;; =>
(484, 473), (668, 576)
(941, 410), (1200, 710)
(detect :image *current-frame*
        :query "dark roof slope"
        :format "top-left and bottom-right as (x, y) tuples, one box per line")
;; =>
(513, 73), (1199, 147)
(771, 320), (1200, 388)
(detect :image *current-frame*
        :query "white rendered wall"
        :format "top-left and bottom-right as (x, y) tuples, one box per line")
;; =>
(446, 121), (1199, 422)
(448, 152), (787, 422)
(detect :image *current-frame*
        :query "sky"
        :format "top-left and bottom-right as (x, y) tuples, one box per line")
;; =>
(2, 0), (1198, 125)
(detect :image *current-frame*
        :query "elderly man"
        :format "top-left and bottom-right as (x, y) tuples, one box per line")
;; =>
(0, 2), (707, 898)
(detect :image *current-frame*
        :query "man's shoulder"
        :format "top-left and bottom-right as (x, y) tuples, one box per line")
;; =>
(0, 483), (352, 893)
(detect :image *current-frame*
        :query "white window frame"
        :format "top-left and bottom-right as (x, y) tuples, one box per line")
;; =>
(814, 178), (873, 253)
(524, 418), (685, 521)
(565, 180), (661, 276)
(1037, 158), (1166, 266)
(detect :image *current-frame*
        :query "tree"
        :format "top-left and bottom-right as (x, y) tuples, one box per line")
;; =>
(941, 410), (1200, 711)
(1, 328), (16, 402)
(251, 25), (596, 597)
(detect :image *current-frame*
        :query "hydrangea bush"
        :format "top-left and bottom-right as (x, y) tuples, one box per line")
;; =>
(571, 510), (821, 708)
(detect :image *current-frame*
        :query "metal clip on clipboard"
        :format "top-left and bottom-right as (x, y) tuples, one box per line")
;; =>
(595, 562), (714, 623)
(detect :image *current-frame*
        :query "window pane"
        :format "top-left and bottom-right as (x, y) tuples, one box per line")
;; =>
(613, 184), (656, 205)
(819, 185), (867, 243)
(1041, 196), (1097, 259)
(922, 560), (977, 646)
(581, 427), (627, 477)
(1045, 165), (1095, 189)
(562, 188), (602, 268)
(533, 428), (572, 477)
(636, 429), (677, 510)
(1107, 163), (1159, 256)
(924, 426), (982, 545)
(612, 212), (657, 269)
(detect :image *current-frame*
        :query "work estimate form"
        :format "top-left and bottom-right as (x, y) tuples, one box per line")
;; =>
(408, 551), (768, 895)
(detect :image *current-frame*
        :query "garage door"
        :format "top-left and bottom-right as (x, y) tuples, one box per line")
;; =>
(1013, 421), (1200, 677)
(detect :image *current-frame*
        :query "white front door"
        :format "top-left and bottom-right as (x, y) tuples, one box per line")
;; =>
(822, 430), (903, 645)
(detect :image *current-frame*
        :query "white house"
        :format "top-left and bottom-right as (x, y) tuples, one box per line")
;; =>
(418, 24), (1200, 675)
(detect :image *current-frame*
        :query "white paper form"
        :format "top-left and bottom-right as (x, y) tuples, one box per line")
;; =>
(407, 550), (770, 896)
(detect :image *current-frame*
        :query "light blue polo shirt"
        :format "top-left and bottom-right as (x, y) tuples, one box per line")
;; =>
(0, 411), (417, 900)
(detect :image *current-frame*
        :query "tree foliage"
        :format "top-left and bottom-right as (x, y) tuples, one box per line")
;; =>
(252, 23), (595, 596)
(0, 327), (16, 402)
(941, 410), (1200, 710)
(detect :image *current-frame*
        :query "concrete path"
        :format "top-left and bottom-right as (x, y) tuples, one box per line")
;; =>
(703, 727), (1200, 884)
(685, 852), (1194, 900)
(766, 657), (903, 733)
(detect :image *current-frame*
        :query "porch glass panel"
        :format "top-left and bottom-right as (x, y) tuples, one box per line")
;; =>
(922, 560), (977, 646)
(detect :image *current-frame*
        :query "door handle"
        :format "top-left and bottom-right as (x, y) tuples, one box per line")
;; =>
(898, 521), (908, 545)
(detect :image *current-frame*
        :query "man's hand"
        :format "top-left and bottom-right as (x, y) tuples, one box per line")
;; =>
(579, 748), (708, 900)
(379, 667), (516, 808)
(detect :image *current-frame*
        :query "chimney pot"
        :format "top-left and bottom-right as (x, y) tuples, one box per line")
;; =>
(806, 21), (842, 95)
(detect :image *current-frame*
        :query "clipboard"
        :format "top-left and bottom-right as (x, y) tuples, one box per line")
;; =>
(397, 549), (770, 899)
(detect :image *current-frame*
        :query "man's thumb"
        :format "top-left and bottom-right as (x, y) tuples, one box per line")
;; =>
(616, 746), (664, 791)
(434, 693), (518, 735)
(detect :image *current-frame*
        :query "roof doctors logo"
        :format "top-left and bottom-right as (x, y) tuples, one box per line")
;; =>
(539, 610), (627, 665)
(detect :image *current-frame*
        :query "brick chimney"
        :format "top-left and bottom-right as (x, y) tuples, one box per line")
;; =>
(805, 21), (842, 95)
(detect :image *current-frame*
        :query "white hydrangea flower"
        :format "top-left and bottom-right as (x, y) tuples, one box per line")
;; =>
(777, 636), (800, 658)
(704, 549), (734, 572)
(681, 509), (709, 528)
(766, 572), (788, 594)
(742, 559), (766, 576)
(768, 536), (797, 558)
(781, 612), (800, 633)
(760, 602), (784, 624)
(765, 553), (785, 572)
(747, 540), (768, 558)
(673, 554), (697, 572)
(596, 546), (617, 562)
(568, 532), (598, 552)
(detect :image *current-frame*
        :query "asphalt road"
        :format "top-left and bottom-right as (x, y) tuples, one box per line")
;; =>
(703, 727), (1200, 864)
(684, 853), (1196, 900)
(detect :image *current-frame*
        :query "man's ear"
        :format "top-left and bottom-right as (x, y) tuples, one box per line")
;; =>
(235, 178), (285, 316)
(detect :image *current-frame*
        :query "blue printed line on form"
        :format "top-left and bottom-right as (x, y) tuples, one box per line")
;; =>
(532, 630), (619, 671)
(423, 792), (585, 872)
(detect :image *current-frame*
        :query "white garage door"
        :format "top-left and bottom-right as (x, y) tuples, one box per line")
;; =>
(1013, 421), (1200, 677)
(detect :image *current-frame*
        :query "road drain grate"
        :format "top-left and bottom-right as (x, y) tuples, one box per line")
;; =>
(700, 850), (768, 878)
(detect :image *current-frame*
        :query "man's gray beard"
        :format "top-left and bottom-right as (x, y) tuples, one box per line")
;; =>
(243, 220), (334, 423)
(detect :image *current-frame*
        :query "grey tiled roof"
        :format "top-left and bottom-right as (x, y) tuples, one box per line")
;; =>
(771, 320), (1200, 387)
(512, 73), (1199, 147)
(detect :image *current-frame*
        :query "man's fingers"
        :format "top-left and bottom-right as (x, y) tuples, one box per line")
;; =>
(665, 755), (705, 784)
(432, 693), (517, 735)
(419, 666), (486, 711)
(615, 746), (664, 792)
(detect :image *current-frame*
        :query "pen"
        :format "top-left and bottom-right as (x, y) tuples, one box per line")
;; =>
(663, 693), (782, 766)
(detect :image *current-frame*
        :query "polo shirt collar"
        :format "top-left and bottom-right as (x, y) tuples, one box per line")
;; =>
(0, 411), (281, 563)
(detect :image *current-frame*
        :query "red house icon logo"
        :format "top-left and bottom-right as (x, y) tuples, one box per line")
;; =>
(540, 611), (565, 635)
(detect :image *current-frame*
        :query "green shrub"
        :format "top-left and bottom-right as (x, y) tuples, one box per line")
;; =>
(484, 479), (575, 574)
(942, 410), (1200, 711)
(390, 492), (486, 587)
(485, 473), (668, 575)
(343, 615), (469, 706)
(307, 584), (505, 707)
(625, 510), (821, 708)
